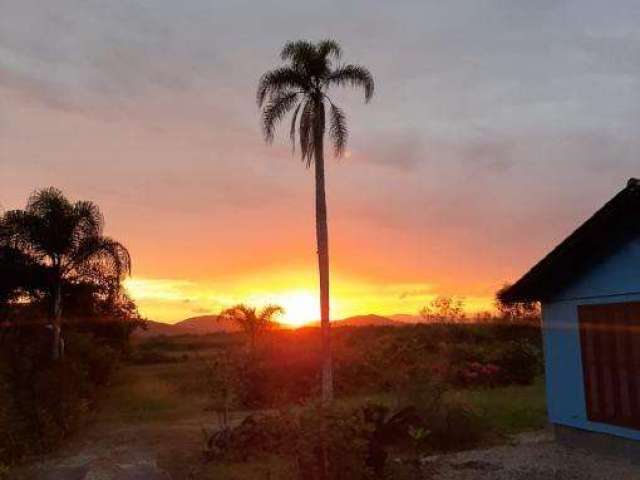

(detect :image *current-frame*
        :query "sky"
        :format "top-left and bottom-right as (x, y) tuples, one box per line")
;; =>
(2, 1), (640, 325)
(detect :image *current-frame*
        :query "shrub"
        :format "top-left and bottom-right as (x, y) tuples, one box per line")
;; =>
(445, 339), (542, 387)
(400, 377), (486, 451)
(492, 340), (542, 385)
(420, 393), (484, 450)
(0, 329), (121, 465)
(65, 332), (119, 386)
(204, 402), (420, 479)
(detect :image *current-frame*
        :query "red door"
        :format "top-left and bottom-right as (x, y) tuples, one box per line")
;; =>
(578, 302), (640, 429)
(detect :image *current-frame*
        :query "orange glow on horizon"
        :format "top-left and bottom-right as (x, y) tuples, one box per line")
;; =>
(123, 271), (496, 326)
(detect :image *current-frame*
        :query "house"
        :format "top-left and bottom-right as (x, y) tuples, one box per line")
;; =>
(500, 178), (640, 455)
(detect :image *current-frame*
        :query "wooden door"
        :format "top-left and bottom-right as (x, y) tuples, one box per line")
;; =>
(578, 302), (640, 429)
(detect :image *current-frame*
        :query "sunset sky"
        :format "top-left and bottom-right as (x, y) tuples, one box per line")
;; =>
(2, 1), (640, 325)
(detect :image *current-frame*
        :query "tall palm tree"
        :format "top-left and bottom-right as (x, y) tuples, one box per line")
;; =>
(218, 303), (284, 354)
(0, 187), (131, 359)
(257, 39), (374, 402)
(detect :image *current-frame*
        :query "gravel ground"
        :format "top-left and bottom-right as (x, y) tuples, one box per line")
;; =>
(12, 428), (640, 479)
(418, 431), (640, 480)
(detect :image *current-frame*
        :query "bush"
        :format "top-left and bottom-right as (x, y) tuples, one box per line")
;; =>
(204, 402), (420, 479)
(446, 339), (542, 387)
(421, 394), (484, 449)
(401, 377), (486, 451)
(0, 329), (122, 465)
(492, 340), (542, 385)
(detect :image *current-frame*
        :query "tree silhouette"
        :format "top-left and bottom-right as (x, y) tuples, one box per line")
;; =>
(218, 303), (284, 354)
(0, 187), (131, 359)
(257, 39), (374, 402)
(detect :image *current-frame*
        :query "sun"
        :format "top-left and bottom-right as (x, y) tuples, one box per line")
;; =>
(275, 290), (319, 327)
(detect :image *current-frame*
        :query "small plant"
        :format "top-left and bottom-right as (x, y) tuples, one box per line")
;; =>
(202, 350), (237, 430)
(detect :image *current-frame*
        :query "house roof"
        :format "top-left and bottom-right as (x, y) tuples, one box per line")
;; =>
(499, 178), (640, 303)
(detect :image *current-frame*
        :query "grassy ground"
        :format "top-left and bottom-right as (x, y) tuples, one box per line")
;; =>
(461, 377), (547, 435)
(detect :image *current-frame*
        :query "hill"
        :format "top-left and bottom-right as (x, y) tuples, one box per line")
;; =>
(136, 313), (406, 337)
(334, 314), (401, 327)
(135, 320), (180, 337)
(307, 314), (402, 328)
(134, 315), (238, 337)
(173, 315), (239, 334)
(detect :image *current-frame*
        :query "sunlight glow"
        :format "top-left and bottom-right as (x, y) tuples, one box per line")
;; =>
(268, 290), (319, 327)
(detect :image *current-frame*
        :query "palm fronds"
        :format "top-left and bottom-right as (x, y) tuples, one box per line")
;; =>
(327, 64), (375, 102)
(262, 91), (299, 143)
(258, 39), (374, 161)
(328, 103), (347, 157)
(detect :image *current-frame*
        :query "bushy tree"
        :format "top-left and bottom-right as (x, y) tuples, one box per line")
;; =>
(420, 296), (467, 323)
(0, 188), (131, 359)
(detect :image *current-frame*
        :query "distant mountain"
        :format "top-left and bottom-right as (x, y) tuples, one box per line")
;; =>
(334, 314), (401, 327)
(135, 320), (180, 337)
(134, 315), (239, 337)
(174, 315), (239, 335)
(136, 313), (412, 338)
(303, 314), (402, 328)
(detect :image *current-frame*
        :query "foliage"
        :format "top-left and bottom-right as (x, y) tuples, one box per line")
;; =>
(419, 296), (467, 323)
(205, 402), (418, 479)
(218, 304), (283, 353)
(495, 284), (541, 324)
(202, 351), (237, 429)
(446, 339), (542, 387)
(0, 330), (121, 464)
(1, 187), (131, 293)
(401, 377), (485, 450)
(0, 187), (133, 360)
(140, 322), (543, 409)
(257, 39), (373, 162)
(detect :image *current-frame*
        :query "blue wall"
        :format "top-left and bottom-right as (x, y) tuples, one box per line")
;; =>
(543, 237), (640, 440)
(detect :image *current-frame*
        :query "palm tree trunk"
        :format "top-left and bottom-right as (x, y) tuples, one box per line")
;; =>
(51, 279), (63, 361)
(313, 100), (333, 403)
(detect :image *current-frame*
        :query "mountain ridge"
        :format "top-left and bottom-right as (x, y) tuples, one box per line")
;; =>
(135, 312), (419, 337)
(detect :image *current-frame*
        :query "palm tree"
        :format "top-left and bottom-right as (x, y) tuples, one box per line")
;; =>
(218, 303), (284, 354)
(257, 39), (374, 402)
(0, 187), (131, 360)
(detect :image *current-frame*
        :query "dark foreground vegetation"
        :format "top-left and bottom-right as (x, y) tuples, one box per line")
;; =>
(131, 321), (545, 479)
(0, 188), (143, 471)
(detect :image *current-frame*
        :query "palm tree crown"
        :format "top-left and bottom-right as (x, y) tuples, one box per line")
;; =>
(219, 304), (284, 352)
(257, 39), (374, 162)
(1, 187), (131, 290)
